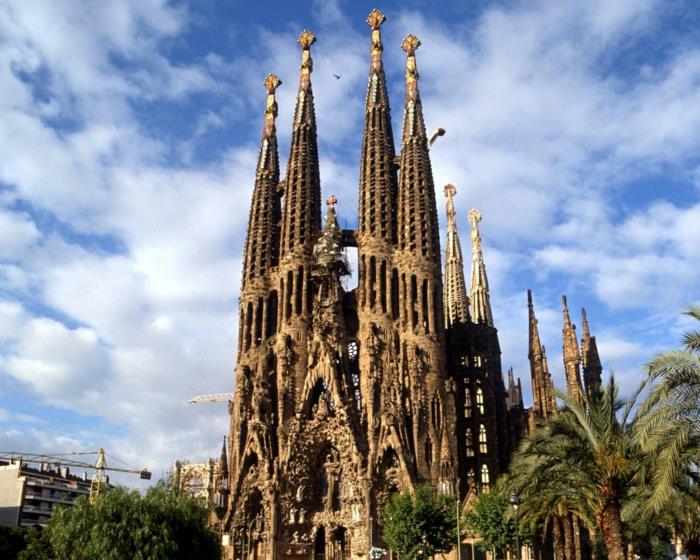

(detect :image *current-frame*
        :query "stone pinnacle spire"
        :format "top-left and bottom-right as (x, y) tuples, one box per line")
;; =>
(528, 290), (556, 418)
(242, 74), (282, 285)
(444, 184), (470, 327)
(219, 435), (228, 480)
(280, 30), (321, 257)
(396, 34), (441, 262)
(581, 307), (603, 396)
(358, 9), (398, 243)
(468, 209), (493, 326)
(562, 295), (585, 404)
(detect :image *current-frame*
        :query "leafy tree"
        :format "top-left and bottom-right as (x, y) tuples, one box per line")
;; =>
(18, 527), (53, 560)
(46, 481), (219, 560)
(464, 491), (517, 556)
(505, 377), (645, 560)
(382, 485), (458, 559)
(0, 525), (27, 560)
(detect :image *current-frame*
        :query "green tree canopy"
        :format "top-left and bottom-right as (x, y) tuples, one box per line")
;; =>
(464, 491), (517, 554)
(46, 481), (220, 560)
(504, 376), (645, 560)
(381, 485), (458, 559)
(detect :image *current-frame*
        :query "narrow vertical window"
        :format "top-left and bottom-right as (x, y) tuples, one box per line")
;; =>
(479, 424), (488, 454)
(476, 388), (485, 415)
(465, 428), (475, 457)
(464, 387), (472, 418)
(481, 464), (490, 492)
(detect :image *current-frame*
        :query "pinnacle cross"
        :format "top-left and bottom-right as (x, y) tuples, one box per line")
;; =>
(367, 9), (385, 70)
(298, 29), (316, 91)
(443, 184), (469, 327)
(262, 73), (281, 139)
(468, 209), (493, 326)
(444, 184), (457, 228)
(326, 195), (337, 208)
(468, 209), (483, 253)
(401, 34), (421, 92)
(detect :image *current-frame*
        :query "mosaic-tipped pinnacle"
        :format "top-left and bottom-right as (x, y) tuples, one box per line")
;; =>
(401, 34), (421, 54)
(298, 29), (316, 49)
(367, 9), (386, 29)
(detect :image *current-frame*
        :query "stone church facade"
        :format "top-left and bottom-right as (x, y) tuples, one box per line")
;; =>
(218, 10), (602, 560)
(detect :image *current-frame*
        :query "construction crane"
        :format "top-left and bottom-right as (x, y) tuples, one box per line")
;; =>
(188, 392), (233, 404)
(0, 448), (151, 502)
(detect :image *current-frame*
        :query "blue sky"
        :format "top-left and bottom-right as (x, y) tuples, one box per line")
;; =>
(0, 0), (699, 486)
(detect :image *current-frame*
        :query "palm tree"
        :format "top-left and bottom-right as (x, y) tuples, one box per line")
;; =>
(505, 377), (644, 560)
(636, 305), (700, 557)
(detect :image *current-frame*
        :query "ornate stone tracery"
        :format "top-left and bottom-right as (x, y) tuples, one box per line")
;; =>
(222, 12), (531, 560)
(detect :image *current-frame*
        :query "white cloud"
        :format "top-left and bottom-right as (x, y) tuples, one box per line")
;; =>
(0, 0), (698, 482)
(0, 207), (39, 259)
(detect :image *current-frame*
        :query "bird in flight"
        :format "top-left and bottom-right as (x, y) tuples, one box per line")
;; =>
(333, 74), (341, 80)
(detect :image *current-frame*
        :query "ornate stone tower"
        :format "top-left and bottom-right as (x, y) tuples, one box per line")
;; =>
(223, 13), (521, 559)
(443, 192), (514, 498)
(562, 295), (585, 405)
(527, 289), (557, 423)
(581, 307), (603, 396)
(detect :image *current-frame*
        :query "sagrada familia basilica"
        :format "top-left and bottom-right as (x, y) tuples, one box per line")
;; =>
(207, 10), (604, 559)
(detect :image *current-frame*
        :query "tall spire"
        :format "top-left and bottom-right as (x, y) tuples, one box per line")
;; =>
(468, 209), (493, 326)
(444, 184), (469, 327)
(242, 74), (282, 286)
(396, 34), (441, 261)
(280, 30), (321, 257)
(581, 307), (603, 396)
(219, 435), (228, 481)
(562, 295), (585, 404)
(541, 345), (556, 414)
(358, 9), (397, 243)
(528, 290), (556, 418)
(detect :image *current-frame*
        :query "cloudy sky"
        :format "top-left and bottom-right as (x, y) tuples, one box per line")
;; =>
(1, 0), (698, 485)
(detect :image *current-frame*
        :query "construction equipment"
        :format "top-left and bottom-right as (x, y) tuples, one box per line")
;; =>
(188, 393), (233, 404)
(0, 448), (151, 502)
(428, 127), (446, 147)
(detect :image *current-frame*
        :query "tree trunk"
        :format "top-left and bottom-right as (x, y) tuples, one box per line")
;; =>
(572, 515), (582, 560)
(599, 501), (625, 560)
(588, 526), (598, 560)
(685, 538), (700, 560)
(563, 514), (575, 560)
(552, 515), (566, 560)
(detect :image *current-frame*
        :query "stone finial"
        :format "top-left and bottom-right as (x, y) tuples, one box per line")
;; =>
(262, 74), (281, 140)
(298, 29), (316, 49)
(401, 34), (421, 55)
(468, 209), (482, 251)
(367, 9), (386, 29)
(444, 184), (457, 228)
(298, 30), (316, 90)
(263, 73), (282, 94)
(326, 195), (337, 208)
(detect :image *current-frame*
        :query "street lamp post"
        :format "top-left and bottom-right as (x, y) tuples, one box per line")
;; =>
(509, 492), (521, 560)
